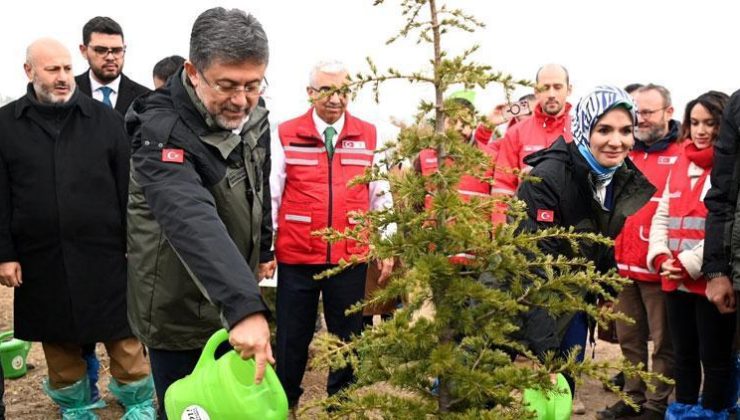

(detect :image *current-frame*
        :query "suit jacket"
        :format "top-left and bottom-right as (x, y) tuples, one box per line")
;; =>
(75, 70), (151, 117)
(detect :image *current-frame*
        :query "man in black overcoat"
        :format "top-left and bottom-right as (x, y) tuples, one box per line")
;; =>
(0, 38), (154, 417)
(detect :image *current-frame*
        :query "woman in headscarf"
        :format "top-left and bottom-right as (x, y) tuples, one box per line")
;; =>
(647, 91), (735, 418)
(515, 86), (656, 398)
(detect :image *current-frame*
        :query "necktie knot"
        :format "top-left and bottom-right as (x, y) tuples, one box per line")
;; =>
(324, 126), (337, 158)
(99, 86), (113, 108)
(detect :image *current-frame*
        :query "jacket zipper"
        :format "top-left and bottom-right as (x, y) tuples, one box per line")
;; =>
(326, 147), (333, 264)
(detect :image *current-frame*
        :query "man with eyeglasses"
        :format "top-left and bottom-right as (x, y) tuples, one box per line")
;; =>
(599, 83), (680, 420)
(74, 15), (152, 402)
(76, 16), (150, 116)
(270, 60), (394, 415)
(125, 8), (274, 417)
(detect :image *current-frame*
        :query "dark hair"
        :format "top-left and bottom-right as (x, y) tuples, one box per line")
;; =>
(82, 16), (123, 45)
(636, 83), (672, 107)
(153, 55), (186, 81)
(518, 93), (536, 102)
(535, 64), (570, 85)
(189, 7), (269, 73)
(623, 83), (643, 94)
(679, 90), (730, 141)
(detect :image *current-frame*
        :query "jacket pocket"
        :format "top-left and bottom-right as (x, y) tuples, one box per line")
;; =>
(345, 206), (369, 255)
(280, 209), (313, 253)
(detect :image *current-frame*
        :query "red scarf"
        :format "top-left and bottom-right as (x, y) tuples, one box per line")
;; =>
(683, 141), (714, 169)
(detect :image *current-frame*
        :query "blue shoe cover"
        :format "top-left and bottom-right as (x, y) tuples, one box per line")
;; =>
(108, 376), (156, 420)
(43, 376), (106, 420)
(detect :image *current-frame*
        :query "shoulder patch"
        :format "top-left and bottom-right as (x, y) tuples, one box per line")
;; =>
(536, 209), (555, 223)
(162, 148), (184, 164)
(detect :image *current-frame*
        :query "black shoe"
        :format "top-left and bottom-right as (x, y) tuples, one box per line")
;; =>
(596, 400), (642, 419)
(631, 408), (663, 420)
(603, 371), (626, 391)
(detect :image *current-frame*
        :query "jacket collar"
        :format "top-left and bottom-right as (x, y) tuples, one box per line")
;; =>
(15, 83), (91, 119)
(533, 102), (572, 130)
(632, 119), (680, 152)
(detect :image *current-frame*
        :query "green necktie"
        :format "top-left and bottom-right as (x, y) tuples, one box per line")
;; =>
(324, 126), (337, 158)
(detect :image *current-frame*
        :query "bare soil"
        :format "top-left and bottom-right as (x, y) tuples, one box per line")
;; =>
(0, 288), (622, 419)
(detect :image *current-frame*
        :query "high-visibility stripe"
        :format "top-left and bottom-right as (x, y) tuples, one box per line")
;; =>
(491, 188), (515, 196)
(284, 146), (325, 153)
(668, 217), (682, 230)
(682, 217), (705, 230)
(285, 214), (311, 223)
(340, 159), (371, 166)
(285, 158), (319, 166)
(457, 189), (489, 197)
(618, 263), (654, 274)
(680, 238), (702, 251)
(669, 238), (680, 251)
(336, 149), (374, 156)
(425, 158), (438, 164)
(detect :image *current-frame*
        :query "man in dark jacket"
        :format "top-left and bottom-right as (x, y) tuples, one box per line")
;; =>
(125, 8), (274, 415)
(704, 90), (740, 313)
(76, 16), (150, 116)
(0, 38), (153, 417)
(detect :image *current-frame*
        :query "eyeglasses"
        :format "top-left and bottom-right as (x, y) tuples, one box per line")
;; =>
(309, 85), (351, 97)
(199, 72), (267, 98)
(88, 45), (126, 57)
(635, 106), (667, 118)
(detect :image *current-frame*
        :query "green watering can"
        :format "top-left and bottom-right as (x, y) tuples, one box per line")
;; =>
(0, 330), (32, 379)
(164, 329), (288, 420)
(522, 373), (573, 420)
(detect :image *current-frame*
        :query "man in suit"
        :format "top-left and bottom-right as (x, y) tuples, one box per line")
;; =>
(75, 16), (151, 401)
(76, 16), (150, 116)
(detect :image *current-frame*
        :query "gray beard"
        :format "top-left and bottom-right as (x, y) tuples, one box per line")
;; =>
(635, 126), (665, 145)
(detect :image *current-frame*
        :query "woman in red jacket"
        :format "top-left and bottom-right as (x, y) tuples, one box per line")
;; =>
(647, 91), (733, 418)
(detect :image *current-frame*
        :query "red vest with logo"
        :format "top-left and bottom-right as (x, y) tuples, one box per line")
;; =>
(663, 152), (710, 295)
(276, 109), (377, 264)
(614, 141), (682, 281)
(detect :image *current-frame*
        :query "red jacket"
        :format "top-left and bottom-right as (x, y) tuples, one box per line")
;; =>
(275, 110), (376, 264)
(661, 148), (711, 295)
(615, 140), (682, 281)
(492, 103), (573, 197)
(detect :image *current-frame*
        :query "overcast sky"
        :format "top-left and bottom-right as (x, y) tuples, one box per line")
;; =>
(1, 0), (738, 135)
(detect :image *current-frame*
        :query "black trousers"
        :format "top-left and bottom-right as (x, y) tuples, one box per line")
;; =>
(276, 263), (367, 407)
(665, 290), (736, 411)
(148, 347), (201, 420)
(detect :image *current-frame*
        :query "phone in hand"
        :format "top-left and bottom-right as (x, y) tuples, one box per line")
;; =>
(503, 100), (533, 121)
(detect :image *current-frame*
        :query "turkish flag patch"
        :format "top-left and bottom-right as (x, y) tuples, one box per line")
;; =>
(536, 209), (555, 223)
(161, 148), (184, 164)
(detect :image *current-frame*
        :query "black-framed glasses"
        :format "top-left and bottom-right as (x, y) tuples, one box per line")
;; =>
(635, 106), (668, 118)
(200, 72), (267, 98)
(88, 45), (126, 57)
(309, 85), (351, 97)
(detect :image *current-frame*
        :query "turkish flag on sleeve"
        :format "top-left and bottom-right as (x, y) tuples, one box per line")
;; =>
(536, 209), (554, 223)
(162, 148), (185, 164)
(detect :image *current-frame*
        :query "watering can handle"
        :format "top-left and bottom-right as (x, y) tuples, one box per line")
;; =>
(0, 331), (13, 341)
(192, 328), (230, 375)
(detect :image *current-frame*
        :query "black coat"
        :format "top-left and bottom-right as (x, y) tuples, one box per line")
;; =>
(75, 70), (151, 117)
(514, 137), (655, 355)
(0, 85), (132, 343)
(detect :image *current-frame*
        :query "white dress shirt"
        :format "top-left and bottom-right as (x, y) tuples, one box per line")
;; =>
(90, 73), (122, 108)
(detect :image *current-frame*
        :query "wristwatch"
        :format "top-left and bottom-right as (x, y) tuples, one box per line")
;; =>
(705, 272), (729, 280)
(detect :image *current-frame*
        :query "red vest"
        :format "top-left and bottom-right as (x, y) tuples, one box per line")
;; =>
(418, 146), (493, 207)
(663, 152), (710, 295)
(614, 141), (682, 281)
(275, 110), (377, 264)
